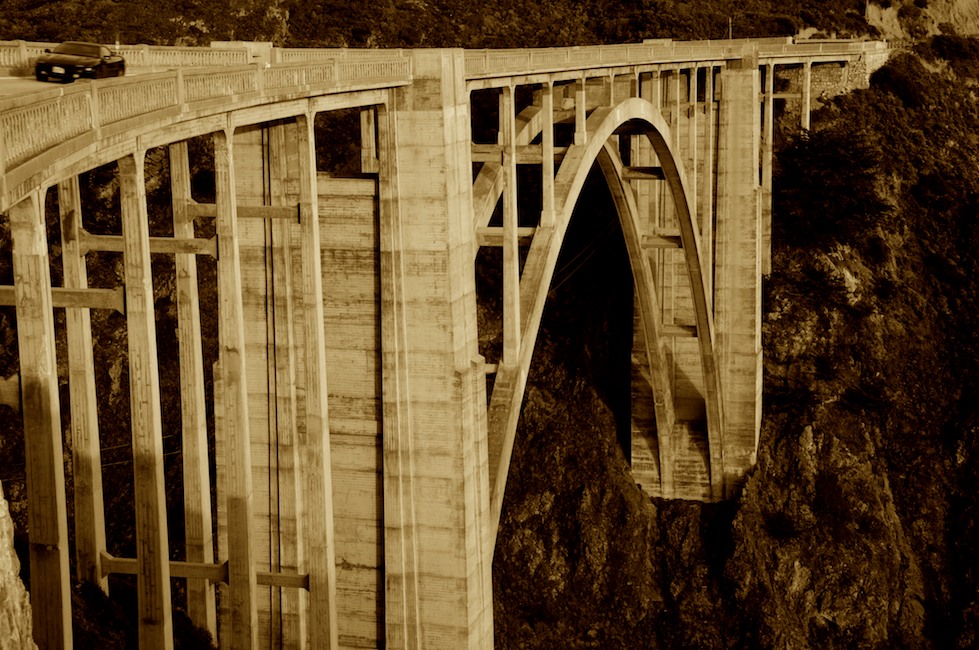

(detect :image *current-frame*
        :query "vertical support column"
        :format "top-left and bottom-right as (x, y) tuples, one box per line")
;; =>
(688, 67), (698, 229)
(501, 85), (520, 365)
(540, 82), (555, 227)
(119, 151), (174, 650)
(266, 122), (306, 648)
(638, 72), (660, 230)
(376, 99), (423, 649)
(361, 109), (379, 173)
(57, 177), (107, 590)
(381, 49), (493, 648)
(295, 112), (339, 649)
(214, 127), (259, 649)
(801, 61), (812, 130)
(673, 70), (682, 151)
(714, 57), (763, 497)
(702, 66), (716, 294)
(168, 142), (217, 636)
(574, 76), (587, 145)
(762, 63), (775, 276)
(9, 190), (73, 650)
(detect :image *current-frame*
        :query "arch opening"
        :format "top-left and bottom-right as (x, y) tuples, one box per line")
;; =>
(483, 96), (725, 549)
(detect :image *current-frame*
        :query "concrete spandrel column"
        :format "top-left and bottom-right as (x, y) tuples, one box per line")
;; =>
(714, 57), (763, 496)
(762, 63), (775, 276)
(380, 49), (493, 649)
(802, 61), (812, 130)
(119, 151), (174, 650)
(9, 190), (72, 650)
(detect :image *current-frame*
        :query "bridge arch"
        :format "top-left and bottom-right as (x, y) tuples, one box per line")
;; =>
(484, 96), (725, 545)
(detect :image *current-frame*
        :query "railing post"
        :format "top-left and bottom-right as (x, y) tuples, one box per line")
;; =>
(9, 189), (73, 650)
(175, 69), (186, 108)
(119, 150), (174, 650)
(89, 81), (102, 133)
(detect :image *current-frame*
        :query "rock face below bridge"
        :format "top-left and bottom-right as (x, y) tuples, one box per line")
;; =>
(0, 480), (34, 650)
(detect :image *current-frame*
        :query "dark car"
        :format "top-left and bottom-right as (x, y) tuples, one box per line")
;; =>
(34, 41), (125, 82)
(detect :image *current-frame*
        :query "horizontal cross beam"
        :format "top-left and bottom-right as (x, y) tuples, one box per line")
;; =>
(623, 166), (666, 181)
(0, 286), (125, 313)
(184, 202), (299, 221)
(99, 552), (310, 590)
(640, 233), (682, 249)
(78, 229), (217, 257)
(661, 323), (698, 338)
(471, 144), (568, 164)
(476, 226), (536, 247)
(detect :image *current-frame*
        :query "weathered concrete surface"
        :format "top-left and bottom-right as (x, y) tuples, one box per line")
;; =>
(0, 480), (35, 650)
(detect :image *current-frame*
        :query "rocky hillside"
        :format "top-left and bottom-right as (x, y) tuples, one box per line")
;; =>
(0, 482), (34, 650)
(493, 42), (979, 648)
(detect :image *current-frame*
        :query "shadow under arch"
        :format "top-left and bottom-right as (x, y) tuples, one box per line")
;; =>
(485, 97), (726, 548)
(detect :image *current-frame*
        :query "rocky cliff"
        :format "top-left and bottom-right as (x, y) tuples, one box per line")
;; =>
(0, 480), (34, 650)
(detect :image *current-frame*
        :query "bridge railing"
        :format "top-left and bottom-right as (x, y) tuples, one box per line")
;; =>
(273, 47), (409, 64)
(0, 57), (411, 184)
(0, 39), (255, 72)
(756, 39), (890, 58)
(0, 40), (57, 72)
(463, 38), (888, 78)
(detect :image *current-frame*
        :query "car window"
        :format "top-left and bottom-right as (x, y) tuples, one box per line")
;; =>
(54, 42), (102, 57)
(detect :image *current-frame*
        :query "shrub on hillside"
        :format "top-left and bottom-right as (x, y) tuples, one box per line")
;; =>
(774, 126), (888, 250)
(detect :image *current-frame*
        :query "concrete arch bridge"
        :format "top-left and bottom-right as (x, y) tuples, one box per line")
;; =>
(0, 37), (888, 649)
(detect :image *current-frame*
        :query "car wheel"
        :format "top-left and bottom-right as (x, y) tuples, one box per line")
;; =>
(35, 69), (46, 81)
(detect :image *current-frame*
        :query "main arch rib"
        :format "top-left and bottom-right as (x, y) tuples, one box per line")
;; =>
(485, 97), (726, 545)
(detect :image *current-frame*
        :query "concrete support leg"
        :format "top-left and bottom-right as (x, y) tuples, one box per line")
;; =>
(9, 190), (73, 650)
(119, 151), (174, 650)
(762, 64), (775, 276)
(714, 58), (763, 496)
(267, 122), (308, 649)
(168, 142), (218, 638)
(214, 127), (259, 649)
(540, 82), (555, 227)
(500, 85), (520, 365)
(295, 112), (339, 649)
(379, 49), (493, 649)
(801, 62), (812, 130)
(57, 177), (108, 591)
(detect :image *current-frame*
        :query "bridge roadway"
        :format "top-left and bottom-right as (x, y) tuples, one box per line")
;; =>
(0, 37), (888, 649)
